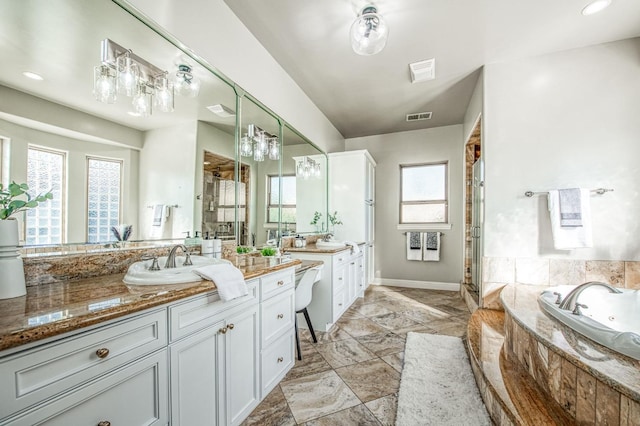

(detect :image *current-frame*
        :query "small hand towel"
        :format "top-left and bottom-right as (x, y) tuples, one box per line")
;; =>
(558, 188), (582, 227)
(409, 232), (421, 250)
(406, 233), (422, 261)
(423, 232), (441, 262)
(194, 264), (248, 302)
(345, 241), (361, 254)
(548, 189), (593, 250)
(152, 204), (164, 226)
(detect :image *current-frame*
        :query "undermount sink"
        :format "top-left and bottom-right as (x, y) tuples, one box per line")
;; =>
(123, 255), (231, 285)
(315, 240), (346, 249)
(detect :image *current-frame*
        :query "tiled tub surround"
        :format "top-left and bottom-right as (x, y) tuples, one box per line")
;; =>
(482, 257), (640, 310)
(0, 256), (302, 352)
(500, 284), (640, 425)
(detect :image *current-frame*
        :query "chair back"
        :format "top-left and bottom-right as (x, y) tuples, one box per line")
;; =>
(295, 266), (322, 312)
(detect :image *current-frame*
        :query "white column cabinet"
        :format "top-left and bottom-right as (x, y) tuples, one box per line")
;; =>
(328, 150), (376, 285)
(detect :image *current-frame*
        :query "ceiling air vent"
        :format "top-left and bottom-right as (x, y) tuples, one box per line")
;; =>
(406, 111), (432, 122)
(409, 58), (435, 83)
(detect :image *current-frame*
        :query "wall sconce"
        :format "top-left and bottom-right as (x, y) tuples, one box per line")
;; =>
(242, 124), (279, 162)
(94, 39), (192, 117)
(350, 5), (389, 56)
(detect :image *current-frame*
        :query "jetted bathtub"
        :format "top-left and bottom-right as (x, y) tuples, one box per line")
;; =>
(538, 285), (640, 361)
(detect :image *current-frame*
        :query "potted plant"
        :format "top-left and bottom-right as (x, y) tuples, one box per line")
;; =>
(327, 211), (343, 234)
(310, 211), (323, 233)
(0, 182), (53, 299)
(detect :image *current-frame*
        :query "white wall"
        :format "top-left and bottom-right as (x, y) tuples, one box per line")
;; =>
(346, 125), (464, 284)
(124, 0), (345, 154)
(483, 37), (640, 261)
(139, 122), (197, 240)
(463, 68), (483, 143)
(1, 118), (139, 243)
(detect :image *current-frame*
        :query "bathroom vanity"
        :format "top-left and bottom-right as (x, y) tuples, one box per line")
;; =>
(0, 258), (303, 426)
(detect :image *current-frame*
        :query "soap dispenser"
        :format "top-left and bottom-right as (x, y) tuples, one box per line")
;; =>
(201, 231), (215, 257)
(192, 231), (203, 246)
(183, 231), (193, 246)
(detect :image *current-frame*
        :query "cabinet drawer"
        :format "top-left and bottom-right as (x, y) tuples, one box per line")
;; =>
(331, 252), (350, 268)
(170, 280), (258, 342)
(261, 330), (294, 397)
(261, 290), (294, 347)
(260, 269), (294, 301)
(0, 310), (166, 419)
(5, 350), (168, 426)
(333, 265), (347, 294)
(332, 290), (347, 323)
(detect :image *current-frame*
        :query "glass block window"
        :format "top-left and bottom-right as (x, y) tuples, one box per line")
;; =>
(267, 175), (296, 223)
(400, 162), (448, 224)
(26, 147), (65, 245)
(87, 157), (122, 243)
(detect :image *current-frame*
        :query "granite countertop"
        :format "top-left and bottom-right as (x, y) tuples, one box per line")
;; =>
(0, 257), (301, 353)
(285, 242), (363, 254)
(500, 284), (640, 401)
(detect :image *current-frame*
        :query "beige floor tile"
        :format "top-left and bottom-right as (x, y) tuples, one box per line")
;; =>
(284, 351), (333, 382)
(370, 311), (422, 330)
(336, 317), (389, 337)
(335, 359), (401, 402)
(365, 393), (398, 426)
(354, 302), (394, 317)
(355, 331), (406, 356)
(242, 385), (296, 426)
(381, 352), (405, 373)
(280, 370), (361, 424)
(302, 404), (381, 425)
(316, 338), (378, 368)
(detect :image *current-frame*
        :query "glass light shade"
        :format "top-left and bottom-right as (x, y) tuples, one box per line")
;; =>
(296, 160), (305, 177)
(117, 55), (139, 96)
(132, 84), (152, 117)
(93, 65), (117, 104)
(154, 75), (174, 112)
(173, 64), (200, 98)
(256, 132), (268, 155)
(253, 142), (265, 162)
(350, 6), (389, 56)
(268, 139), (280, 160)
(240, 134), (253, 157)
(314, 162), (322, 178)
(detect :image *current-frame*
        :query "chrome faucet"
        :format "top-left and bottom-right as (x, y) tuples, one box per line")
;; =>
(323, 233), (334, 242)
(558, 281), (622, 312)
(165, 244), (193, 269)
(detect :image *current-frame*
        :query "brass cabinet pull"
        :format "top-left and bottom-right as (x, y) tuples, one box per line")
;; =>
(277, 280), (284, 286)
(95, 348), (110, 359)
(98, 422), (111, 426)
(219, 327), (228, 334)
(227, 323), (235, 330)
(277, 357), (284, 363)
(277, 313), (284, 319)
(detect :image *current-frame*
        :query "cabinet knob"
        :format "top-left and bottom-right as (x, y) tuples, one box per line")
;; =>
(277, 280), (284, 286)
(98, 422), (111, 426)
(277, 313), (284, 319)
(277, 357), (284, 363)
(228, 323), (235, 330)
(219, 327), (228, 334)
(95, 348), (110, 359)
(350, 262), (355, 265)
(338, 258), (343, 262)
(338, 303), (343, 307)
(338, 277), (343, 281)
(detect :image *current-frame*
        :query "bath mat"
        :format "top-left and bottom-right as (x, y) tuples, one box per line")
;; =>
(396, 332), (491, 426)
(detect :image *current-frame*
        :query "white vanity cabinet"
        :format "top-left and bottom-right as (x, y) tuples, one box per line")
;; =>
(168, 280), (260, 426)
(328, 150), (376, 286)
(290, 247), (364, 331)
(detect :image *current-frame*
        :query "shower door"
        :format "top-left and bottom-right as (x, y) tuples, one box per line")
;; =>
(471, 159), (484, 296)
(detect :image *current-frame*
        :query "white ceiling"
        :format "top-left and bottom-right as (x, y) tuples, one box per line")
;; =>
(223, 0), (640, 139)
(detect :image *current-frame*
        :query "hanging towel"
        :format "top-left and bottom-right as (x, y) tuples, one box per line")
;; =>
(548, 189), (593, 250)
(345, 241), (361, 254)
(406, 233), (422, 261)
(194, 264), (248, 302)
(423, 232), (441, 262)
(152, 204), (164, 226)
(150, 205), (171, 239)
(558, 188), (583, 227)
(409, 232), (421, 250)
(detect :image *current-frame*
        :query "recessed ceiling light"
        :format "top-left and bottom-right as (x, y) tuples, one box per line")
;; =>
(581, 0), (611, 15)
(22, 71), (43, 81)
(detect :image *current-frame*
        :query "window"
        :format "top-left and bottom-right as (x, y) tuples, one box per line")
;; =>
(400, 162), (448, 224)
(267, 175), (296, 223)
(87, 157), (122, 242)
(26, 147), (65, 245)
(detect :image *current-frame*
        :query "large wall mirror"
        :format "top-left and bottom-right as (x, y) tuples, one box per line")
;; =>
(0, 0), (327, 249)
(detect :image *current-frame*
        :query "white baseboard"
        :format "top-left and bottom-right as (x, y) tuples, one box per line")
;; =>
(371, 278), (459, 292)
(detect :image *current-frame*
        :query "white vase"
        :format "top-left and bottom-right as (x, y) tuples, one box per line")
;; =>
(0, 219), (26, 299)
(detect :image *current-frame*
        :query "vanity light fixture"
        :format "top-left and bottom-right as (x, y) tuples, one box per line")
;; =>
(268, 137), (280, 161)
(350, 5), (389, 56)
(296, 157), (321, 180)
(581, 0), (611, 15)
(132, 82), (153, 117)
(242, 124), (279, 162)
(93, 65), (117, 104)
(172, 64), (201, 98)
(240, 133), (253, 157)
(154, 72), (174, 113)
(116, 53), (139, 97)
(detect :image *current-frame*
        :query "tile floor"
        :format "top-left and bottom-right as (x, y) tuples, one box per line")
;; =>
(242, 286), (471, 425)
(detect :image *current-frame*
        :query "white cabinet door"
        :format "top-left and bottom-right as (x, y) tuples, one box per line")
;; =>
(6, 351), (168, 426)
(170, 322), (225, 426)
(225, 304), (260, 426)
(347, 258), (357, 304)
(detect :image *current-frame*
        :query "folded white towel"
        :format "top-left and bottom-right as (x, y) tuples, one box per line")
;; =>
(548, 189), (593, 250)
(194, 264), (248, 302)
(345, 241), (361, 254)
(406, 233), (422, 261)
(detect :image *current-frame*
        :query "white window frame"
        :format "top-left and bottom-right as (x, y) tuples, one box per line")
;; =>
(267, 174), (296, 224)
(398, 161), (451, 230)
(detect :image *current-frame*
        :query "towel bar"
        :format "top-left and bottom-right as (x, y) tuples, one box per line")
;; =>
(402, 231), (444, 236)
(146, 204), (180, 208)
(524, 188), (613, 197)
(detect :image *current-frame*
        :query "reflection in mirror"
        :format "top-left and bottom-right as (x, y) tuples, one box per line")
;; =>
(0, 0), (237, 246)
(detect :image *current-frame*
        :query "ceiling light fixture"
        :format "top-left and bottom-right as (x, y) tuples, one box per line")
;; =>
(22, 71), (44, 81)
(172, 64), (201, 98)
(581, 0), (611, 15)
(350, 5), (389, 56)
